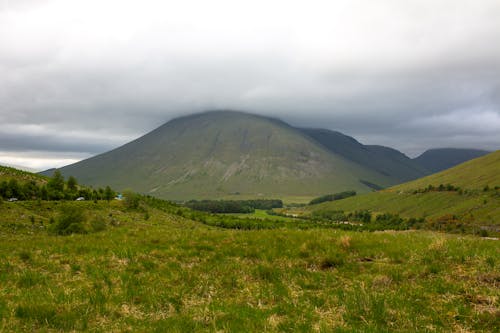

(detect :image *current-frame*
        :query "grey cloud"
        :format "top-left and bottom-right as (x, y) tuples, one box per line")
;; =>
(0, 0), (499, 167)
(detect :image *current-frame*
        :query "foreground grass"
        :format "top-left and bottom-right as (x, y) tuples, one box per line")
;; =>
(0, 202), (499, 332)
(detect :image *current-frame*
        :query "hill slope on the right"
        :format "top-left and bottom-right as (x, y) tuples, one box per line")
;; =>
(304, 150), (500, 231)
(395, 150), (500, 191)
(413, 148), (490, 173)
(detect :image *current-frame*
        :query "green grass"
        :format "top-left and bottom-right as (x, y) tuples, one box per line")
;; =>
(228, 209), (299, 222)
(1, 200), (499, 331)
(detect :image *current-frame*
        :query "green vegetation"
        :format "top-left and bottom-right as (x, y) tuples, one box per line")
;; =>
(309, 191), (356, 205)
(0, 168), (115, 202)
(185, 199), (283, 213)
(1, 198), (499, 332)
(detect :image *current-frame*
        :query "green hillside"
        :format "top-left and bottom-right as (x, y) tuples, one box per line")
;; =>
(0, 165), (48, 185)
(51, 111), (404, 200)
(394, 150), (500, 191)
(303, 151), (500, 230)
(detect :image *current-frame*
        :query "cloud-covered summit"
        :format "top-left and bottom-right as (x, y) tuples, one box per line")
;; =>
(1, 0), (499, 169)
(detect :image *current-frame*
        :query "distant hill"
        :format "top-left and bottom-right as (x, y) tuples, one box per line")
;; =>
(46, 111), (420, 200)
(413, 148), (490, 173)
(298, 128), (429, 182)
(304, 150), (500, 228)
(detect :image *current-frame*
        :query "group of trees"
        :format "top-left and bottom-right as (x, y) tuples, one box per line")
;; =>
(184, 199), (283, 213)
(309, 190), (357, 205)
(413, 184), (461, 194)
(0, 170), (116, 202)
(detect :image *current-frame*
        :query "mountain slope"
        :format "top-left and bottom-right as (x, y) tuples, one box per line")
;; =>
(53, 111), (400, 200)
(413, 148), (490, 173)
(303, 150), (500, 227)
(394, 150), (500, 191)
(298, 128), (429, 182)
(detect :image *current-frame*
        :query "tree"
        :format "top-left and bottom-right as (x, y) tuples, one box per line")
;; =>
(7, 179), (20, 198)
(67, 176), (78, 192)
(47, 170), (65, 192)
(104, 186), (114, 202)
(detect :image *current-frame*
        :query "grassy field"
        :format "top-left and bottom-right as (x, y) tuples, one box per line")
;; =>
(228, 209), (300, 222)
(1, 200), (499, 332)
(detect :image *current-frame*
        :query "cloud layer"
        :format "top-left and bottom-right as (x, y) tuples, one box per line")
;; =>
(1, 0), (499, 169)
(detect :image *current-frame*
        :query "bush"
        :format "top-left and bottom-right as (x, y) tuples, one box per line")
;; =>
(123, 190), (140, 209)
(50, 205), (87, 235)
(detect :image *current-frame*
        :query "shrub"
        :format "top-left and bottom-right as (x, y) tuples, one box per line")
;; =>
(50, 205), (87, 235)
(123, 190), (140, 209)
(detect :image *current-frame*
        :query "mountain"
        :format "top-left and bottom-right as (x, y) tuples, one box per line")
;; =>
(304, 150), (500, 228)
(413, 148), (490, 173)
(298, 128), (429, 182)
(48, 111), (415, 200)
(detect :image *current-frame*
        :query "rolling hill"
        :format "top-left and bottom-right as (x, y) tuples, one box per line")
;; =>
(47, 111), (430, 200)
(303, 150), (500, 228)
(413, 148), (490, 173)
(298, 128), (428, 182)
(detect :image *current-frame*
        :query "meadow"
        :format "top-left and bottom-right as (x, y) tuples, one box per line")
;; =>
(1, 200), (499, 332)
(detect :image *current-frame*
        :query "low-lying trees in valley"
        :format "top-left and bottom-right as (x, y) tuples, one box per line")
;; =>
(309, 190), (356, 205)
(185, 199), (283, 213)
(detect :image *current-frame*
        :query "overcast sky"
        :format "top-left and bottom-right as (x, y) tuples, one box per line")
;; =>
(1, 0), (499, 170)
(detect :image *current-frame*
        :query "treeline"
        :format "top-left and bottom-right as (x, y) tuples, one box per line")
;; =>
(412, 184), (500, 196)
(0, 170), (115, 201)
(309, 190), (356, 205)
(412, 184), (461, 194)
(311, 209), (426, 231)
(184, 199), (283, 213)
